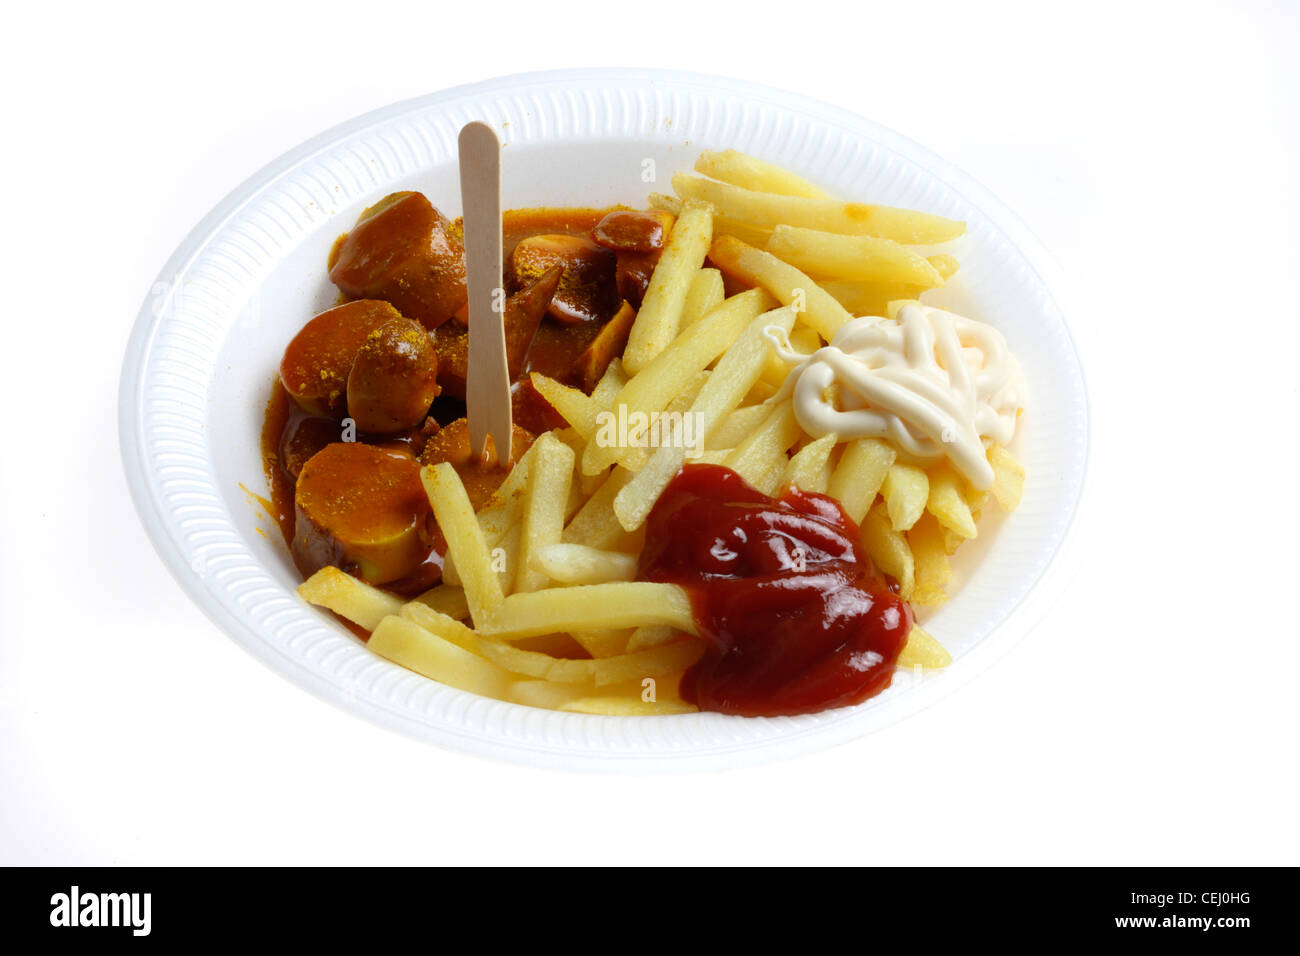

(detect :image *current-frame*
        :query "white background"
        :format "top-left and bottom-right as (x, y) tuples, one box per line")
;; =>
(2, 0), (1297, 865)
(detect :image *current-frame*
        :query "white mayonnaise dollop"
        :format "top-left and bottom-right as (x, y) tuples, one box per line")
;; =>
(767, 303), (1023, 490)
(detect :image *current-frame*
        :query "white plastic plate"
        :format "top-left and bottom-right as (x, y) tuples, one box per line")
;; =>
(120, 69), (1090, 770)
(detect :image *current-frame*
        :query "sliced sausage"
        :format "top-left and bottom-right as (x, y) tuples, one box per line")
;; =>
(293, 442), (433, 585)
(615, 249), (661, 307)
(575, 300), (636, 392)
(507, 234), (618, 324)
(419, 418), (535, 510)
(328, 191), (468, 330)
(505, 264), (563, 374)
(280, 300), (403, 417)
(592, 209), (675, 253)
(346, 317), (441, 434)
(512, 377), (568, 436)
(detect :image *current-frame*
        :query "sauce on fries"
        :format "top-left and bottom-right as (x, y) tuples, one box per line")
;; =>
(640, 464), (912, 716)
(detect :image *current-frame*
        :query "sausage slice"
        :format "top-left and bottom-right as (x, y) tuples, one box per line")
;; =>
(329, 192), (468, 329)
(346, 317), (441, 434)
(280, 300), (403, 417)
(292, 442), (432, 585)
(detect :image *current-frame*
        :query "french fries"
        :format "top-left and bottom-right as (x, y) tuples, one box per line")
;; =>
(821, 280), (925, 318)
(298, 566), (402, 631)
(530, 543), (638, 585)
(614, 306), (797, 530)
(896, 623), (952, 669)
(422, 462), (504, 627)
(472, 442), (534, 545)
(479, 582), (699, 640)
(648, 192), (773, 248)
(582, 287), (773, 475)
(860, 501), (916, 598)
(369, 614), (513, 699)
(881, 463), (930, 532)
(707, 404), (773, 451)
(506, 679), (592, 710)
(562, 466), (642, 552)
(708, 235), (854, 341)
(782, 433), (837, 493)
(672, 172), (965, 243)
(722, 400), (800, 493)
(623, 199), (714, 374)
(926, 466), (978, 540)
(624, 624), (679, 653)
(828, 438), (896, 523)
(989, 444), (1025, 511)
(529, 372), (605, 441)
(694, 149), (829, 198)
(515, 433), (575, 593)
(679, 268), (725, 329)
(413, 583), (470, 622)
(492, 524), (522, 595)
(570, 628), (633, 658)
(590, 358), (628, 409)
(766, 225), (944, 287)
(401, 602), (700, 687)
(929, 254), (960, 281)
(907, 513), (952, 606)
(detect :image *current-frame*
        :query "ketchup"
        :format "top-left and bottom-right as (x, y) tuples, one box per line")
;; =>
(639, 464), (913, 717)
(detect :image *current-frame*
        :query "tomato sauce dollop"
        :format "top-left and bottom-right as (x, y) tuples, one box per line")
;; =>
(639, 464), (913, 717)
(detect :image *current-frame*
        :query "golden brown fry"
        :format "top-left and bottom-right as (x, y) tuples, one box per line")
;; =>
(582, 288), (773, 476)
(648, 192), (772, 248)
(515, 433), (575, 593)
(781, 433), (838, 494)
(708, 235), (854, 341)
(907, 513), (952, 606)
(827, 437), (896, 523)
(562, 466), (642, 552)
(926, 465), (978, 540)
(694, 149), (829, 198)
(369, 614), (513, 698)
(614, 306), (797, 531)
(421, 462), (504, 627)
(529, 372), (604, 441)
(722, 401), (800, 491)
(531, 542), (638, 585)
(707, 404), (774, 451)
(881, 462), (930, 531)
(989, 444), (1026, 511)
(412, 583), (470, 622)
(624, 624), (679, 653)
(623, 199), (714, 374)
(673, 173), (965, 243)
(896, 623), (951, 669)
(298, 566), (402, 631)
(860, 500), (915, 598)
(767, 225), (944, 286)
(679, 268), (726, 329)
(569, 628), (633, 658)
(480, 582), (699, 640)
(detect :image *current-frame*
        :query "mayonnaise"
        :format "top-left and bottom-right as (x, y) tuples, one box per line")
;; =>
(767, 303), (1023, 490)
